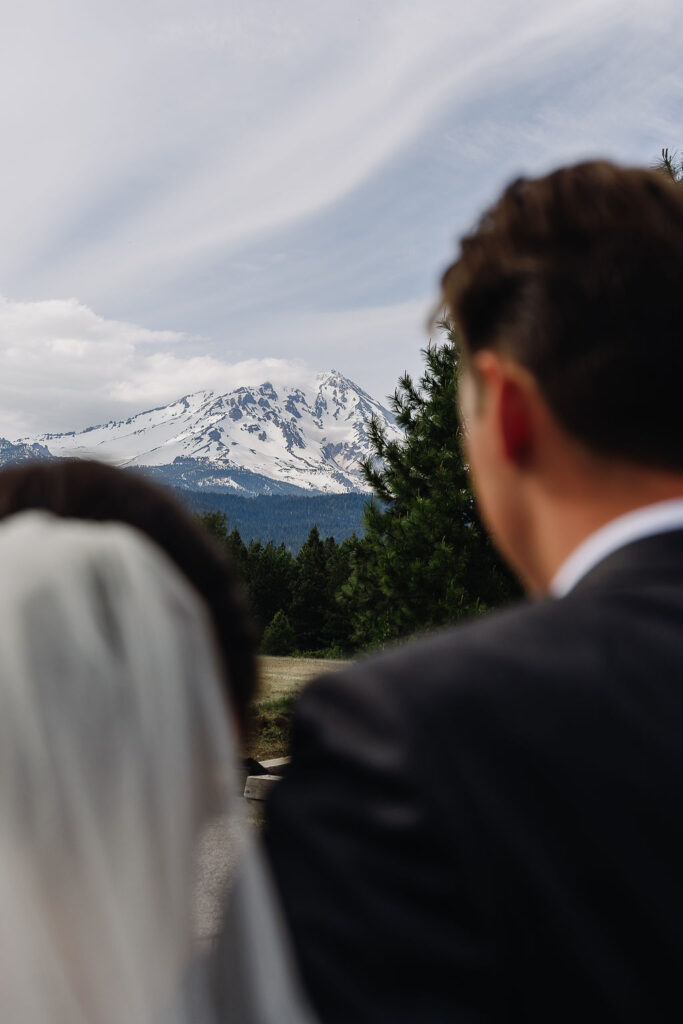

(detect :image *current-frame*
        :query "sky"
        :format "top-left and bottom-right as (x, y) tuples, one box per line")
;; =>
(0, 0), (681, 438)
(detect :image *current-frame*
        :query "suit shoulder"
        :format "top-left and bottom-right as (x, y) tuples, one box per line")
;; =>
(314, 597), (586, 692)
(296, 596), (612, 748)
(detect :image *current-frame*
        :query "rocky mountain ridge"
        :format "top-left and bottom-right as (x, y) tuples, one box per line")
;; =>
(12, 370), (400, 495)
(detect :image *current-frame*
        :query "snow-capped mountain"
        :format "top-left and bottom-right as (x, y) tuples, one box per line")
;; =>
(18, 370), (401, 495)
(0, 438), (53, 465)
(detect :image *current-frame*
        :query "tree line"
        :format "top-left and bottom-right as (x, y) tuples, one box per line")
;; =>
(199, 323), (521, 656)
(199, 514), (360, 655)
(184, 491), (368, 551)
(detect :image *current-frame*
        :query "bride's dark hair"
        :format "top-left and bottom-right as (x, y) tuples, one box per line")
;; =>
(0, 458), (257, 724)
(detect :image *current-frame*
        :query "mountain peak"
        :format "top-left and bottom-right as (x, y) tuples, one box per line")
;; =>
(17, 370), (401, 495)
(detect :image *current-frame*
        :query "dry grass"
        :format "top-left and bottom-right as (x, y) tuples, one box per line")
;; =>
(257, 654), (350, 699)
(247, 655), (350, 761)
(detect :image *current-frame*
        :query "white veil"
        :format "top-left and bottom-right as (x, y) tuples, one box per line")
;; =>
(0, 511), (314, 1024)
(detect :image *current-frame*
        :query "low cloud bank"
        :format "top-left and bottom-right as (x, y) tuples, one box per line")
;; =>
(0, 295), (313, 438)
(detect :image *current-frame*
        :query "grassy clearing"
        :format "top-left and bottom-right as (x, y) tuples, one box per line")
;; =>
(258, 655), (349, 698)
(246, 655), (350, 761)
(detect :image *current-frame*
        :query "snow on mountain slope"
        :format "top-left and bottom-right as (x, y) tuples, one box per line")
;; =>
(19, 371), (401, 494)
(0, 438), (53, 466)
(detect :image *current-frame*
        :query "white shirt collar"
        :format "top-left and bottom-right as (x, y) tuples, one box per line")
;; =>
(550, 497), (683, 598)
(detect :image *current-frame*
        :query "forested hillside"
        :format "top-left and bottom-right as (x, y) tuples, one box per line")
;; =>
(199, 513), (360, 655)
(180, 491), (368, 551)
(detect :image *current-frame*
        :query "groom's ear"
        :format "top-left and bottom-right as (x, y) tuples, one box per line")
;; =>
(499, 375), (534, 466)
(471, 351), (535, 469)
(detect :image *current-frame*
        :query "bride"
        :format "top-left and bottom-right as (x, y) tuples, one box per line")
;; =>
(0, 510), (314, 1023)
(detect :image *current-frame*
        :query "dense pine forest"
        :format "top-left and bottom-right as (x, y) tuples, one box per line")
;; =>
(183, 491), (368, 551)
(199, 513), (360, 655)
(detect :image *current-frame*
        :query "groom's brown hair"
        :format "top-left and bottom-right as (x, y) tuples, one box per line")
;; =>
(441, 160), (683, 470)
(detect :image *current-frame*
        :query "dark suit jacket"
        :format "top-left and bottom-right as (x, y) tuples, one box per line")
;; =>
(264, 530), (683, 1023)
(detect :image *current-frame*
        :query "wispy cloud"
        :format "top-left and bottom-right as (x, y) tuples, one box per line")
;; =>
(0, 292), (435, 437)
(0, 0), (681, 432)
(3, 0), (679, 306)
(0, 296), (310, 437)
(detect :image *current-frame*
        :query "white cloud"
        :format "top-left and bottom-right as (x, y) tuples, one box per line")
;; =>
(108, 353), (313, 406)
(0, 291), (434, 438)
(0, 295), (311, 438)
(0, 296), (186, 348)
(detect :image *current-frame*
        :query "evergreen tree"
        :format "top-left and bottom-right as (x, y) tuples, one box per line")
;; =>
(345, 322), (521, 647)
(290, 525), (329, 650)
(224, 526), (249, 579)
(197, 512), (250, 583)
(322, 534), (357, 651)
(246, 540), (295, 630)
(261, 609), (295, 655)
(197, 510), (229, 544)
(656, 147), (683, 184)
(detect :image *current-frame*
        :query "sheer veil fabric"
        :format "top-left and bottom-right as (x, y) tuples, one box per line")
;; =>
(0, 511), (314, 1024)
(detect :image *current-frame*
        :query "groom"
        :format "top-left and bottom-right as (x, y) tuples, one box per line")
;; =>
(264, 161), (683, 1022)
